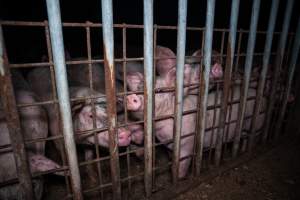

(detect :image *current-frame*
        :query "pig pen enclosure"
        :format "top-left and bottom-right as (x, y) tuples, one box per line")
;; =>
(0, 0), (300, 199)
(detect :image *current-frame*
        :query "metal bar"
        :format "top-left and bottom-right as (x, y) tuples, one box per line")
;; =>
(143, 0), (154, 196)
(44, 21), (72, 195)
(214, 0), (240, 166)
(195, 0), (216, 176)
(100, 0), (122, 199)
(274, 16), (300, 139)
(45, 0), (83, 199)
(262, 0), (294, 142)
(172, 0), (188, 183)
(192, 31), (204, 175)
(0, 25), (35, 200)
(249, 0), (279, 150)
(232, 0), (261, 158)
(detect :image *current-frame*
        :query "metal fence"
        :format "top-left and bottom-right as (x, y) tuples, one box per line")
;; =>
(0, 0), (299, 199)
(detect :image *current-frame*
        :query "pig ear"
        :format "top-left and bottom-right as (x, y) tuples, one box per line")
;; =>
(210, 63), (223, 79)
(29, 154), (62, 175)
(156, 46), (176, 76)
(71, 101), (86, 116)
(165, 67), (177, 86)
(126, 72), (144, 91)
(192, 49), (201, 57)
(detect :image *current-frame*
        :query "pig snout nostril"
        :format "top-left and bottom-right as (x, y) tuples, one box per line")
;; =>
(133, 99), (137, 103)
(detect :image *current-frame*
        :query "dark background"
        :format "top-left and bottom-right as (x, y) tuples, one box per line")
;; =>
(0, 0), (299, 63)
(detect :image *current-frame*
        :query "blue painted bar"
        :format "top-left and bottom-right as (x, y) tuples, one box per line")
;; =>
(274, 16), (300, 139)
(249, 0), (280, 149)
(215, 0), (240, 166)
(172, 0), (188, 183)
(143, 0), (154, 196)
(263, 0), (294, 142)
(196, 0), (216, 176)
(232, 0), (261, 158)
(45, 0), (83, 199)
(101, 0), (122, 199)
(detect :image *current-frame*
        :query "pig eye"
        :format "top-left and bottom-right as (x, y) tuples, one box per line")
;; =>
(89, 114), (93, 119)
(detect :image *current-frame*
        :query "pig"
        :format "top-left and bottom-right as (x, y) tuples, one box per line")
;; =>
(126, 65), (197, 178)
(27, 67), (132, 186)
(126, 52), (266, 178)
(0, 71), (62, 200)
(152, 47), (223, 95)
(188, 49), (224, 95)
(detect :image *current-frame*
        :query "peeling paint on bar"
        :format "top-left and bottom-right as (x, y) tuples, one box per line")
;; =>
(101, 0), (122, 199)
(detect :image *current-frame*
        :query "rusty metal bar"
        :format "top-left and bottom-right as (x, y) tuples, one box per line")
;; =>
(263, 0), (294, 142)
(45, 0), (83, 199)
(172, 0), (188, 183)
(0, 25), (35, 200)
(249, 0), (279, 150)
(143, 0), (154, 196)
(214, 0), (240, 166)
(274, 16), (300, 139)
(195, 0), (216, 176)
(232, 0), (261, 158)
(100, 0), (122, 199)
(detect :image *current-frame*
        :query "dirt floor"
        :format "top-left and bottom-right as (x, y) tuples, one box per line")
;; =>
(174, 134), (300, 200)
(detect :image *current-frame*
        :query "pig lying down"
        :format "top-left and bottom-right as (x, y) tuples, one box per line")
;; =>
(0, 71), (62, 200)
(126, 46), (266, 178)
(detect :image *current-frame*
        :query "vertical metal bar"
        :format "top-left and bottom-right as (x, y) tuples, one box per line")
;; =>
(44, 20), (72, 197)
(192, 31), (204, 175)
(234, 31), (243, 74)
(249, 0), (279, 150)
(232, 0), (261, 158)
(86, 24), (104, 198)
(172, 0), (188, 183)
(262, 0), (294, 142)
(100, 0), (122, 199)
(152, 25), (157, 188)
(45, 1), (83, 199)
(0, 26), (35, 200)
(274, 16), (300, 139)
(195, 0), (216, 176)
(214, 0), (240, 166)
(143, 0), (154, 196)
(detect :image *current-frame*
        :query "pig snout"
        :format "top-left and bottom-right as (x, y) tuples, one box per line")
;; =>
(118, 128), (131, 146)
(126, 94), (143, 111)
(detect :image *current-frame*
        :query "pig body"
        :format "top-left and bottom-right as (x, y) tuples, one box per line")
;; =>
(27, 67), (131, 149)
(0, 86), (61, 200)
